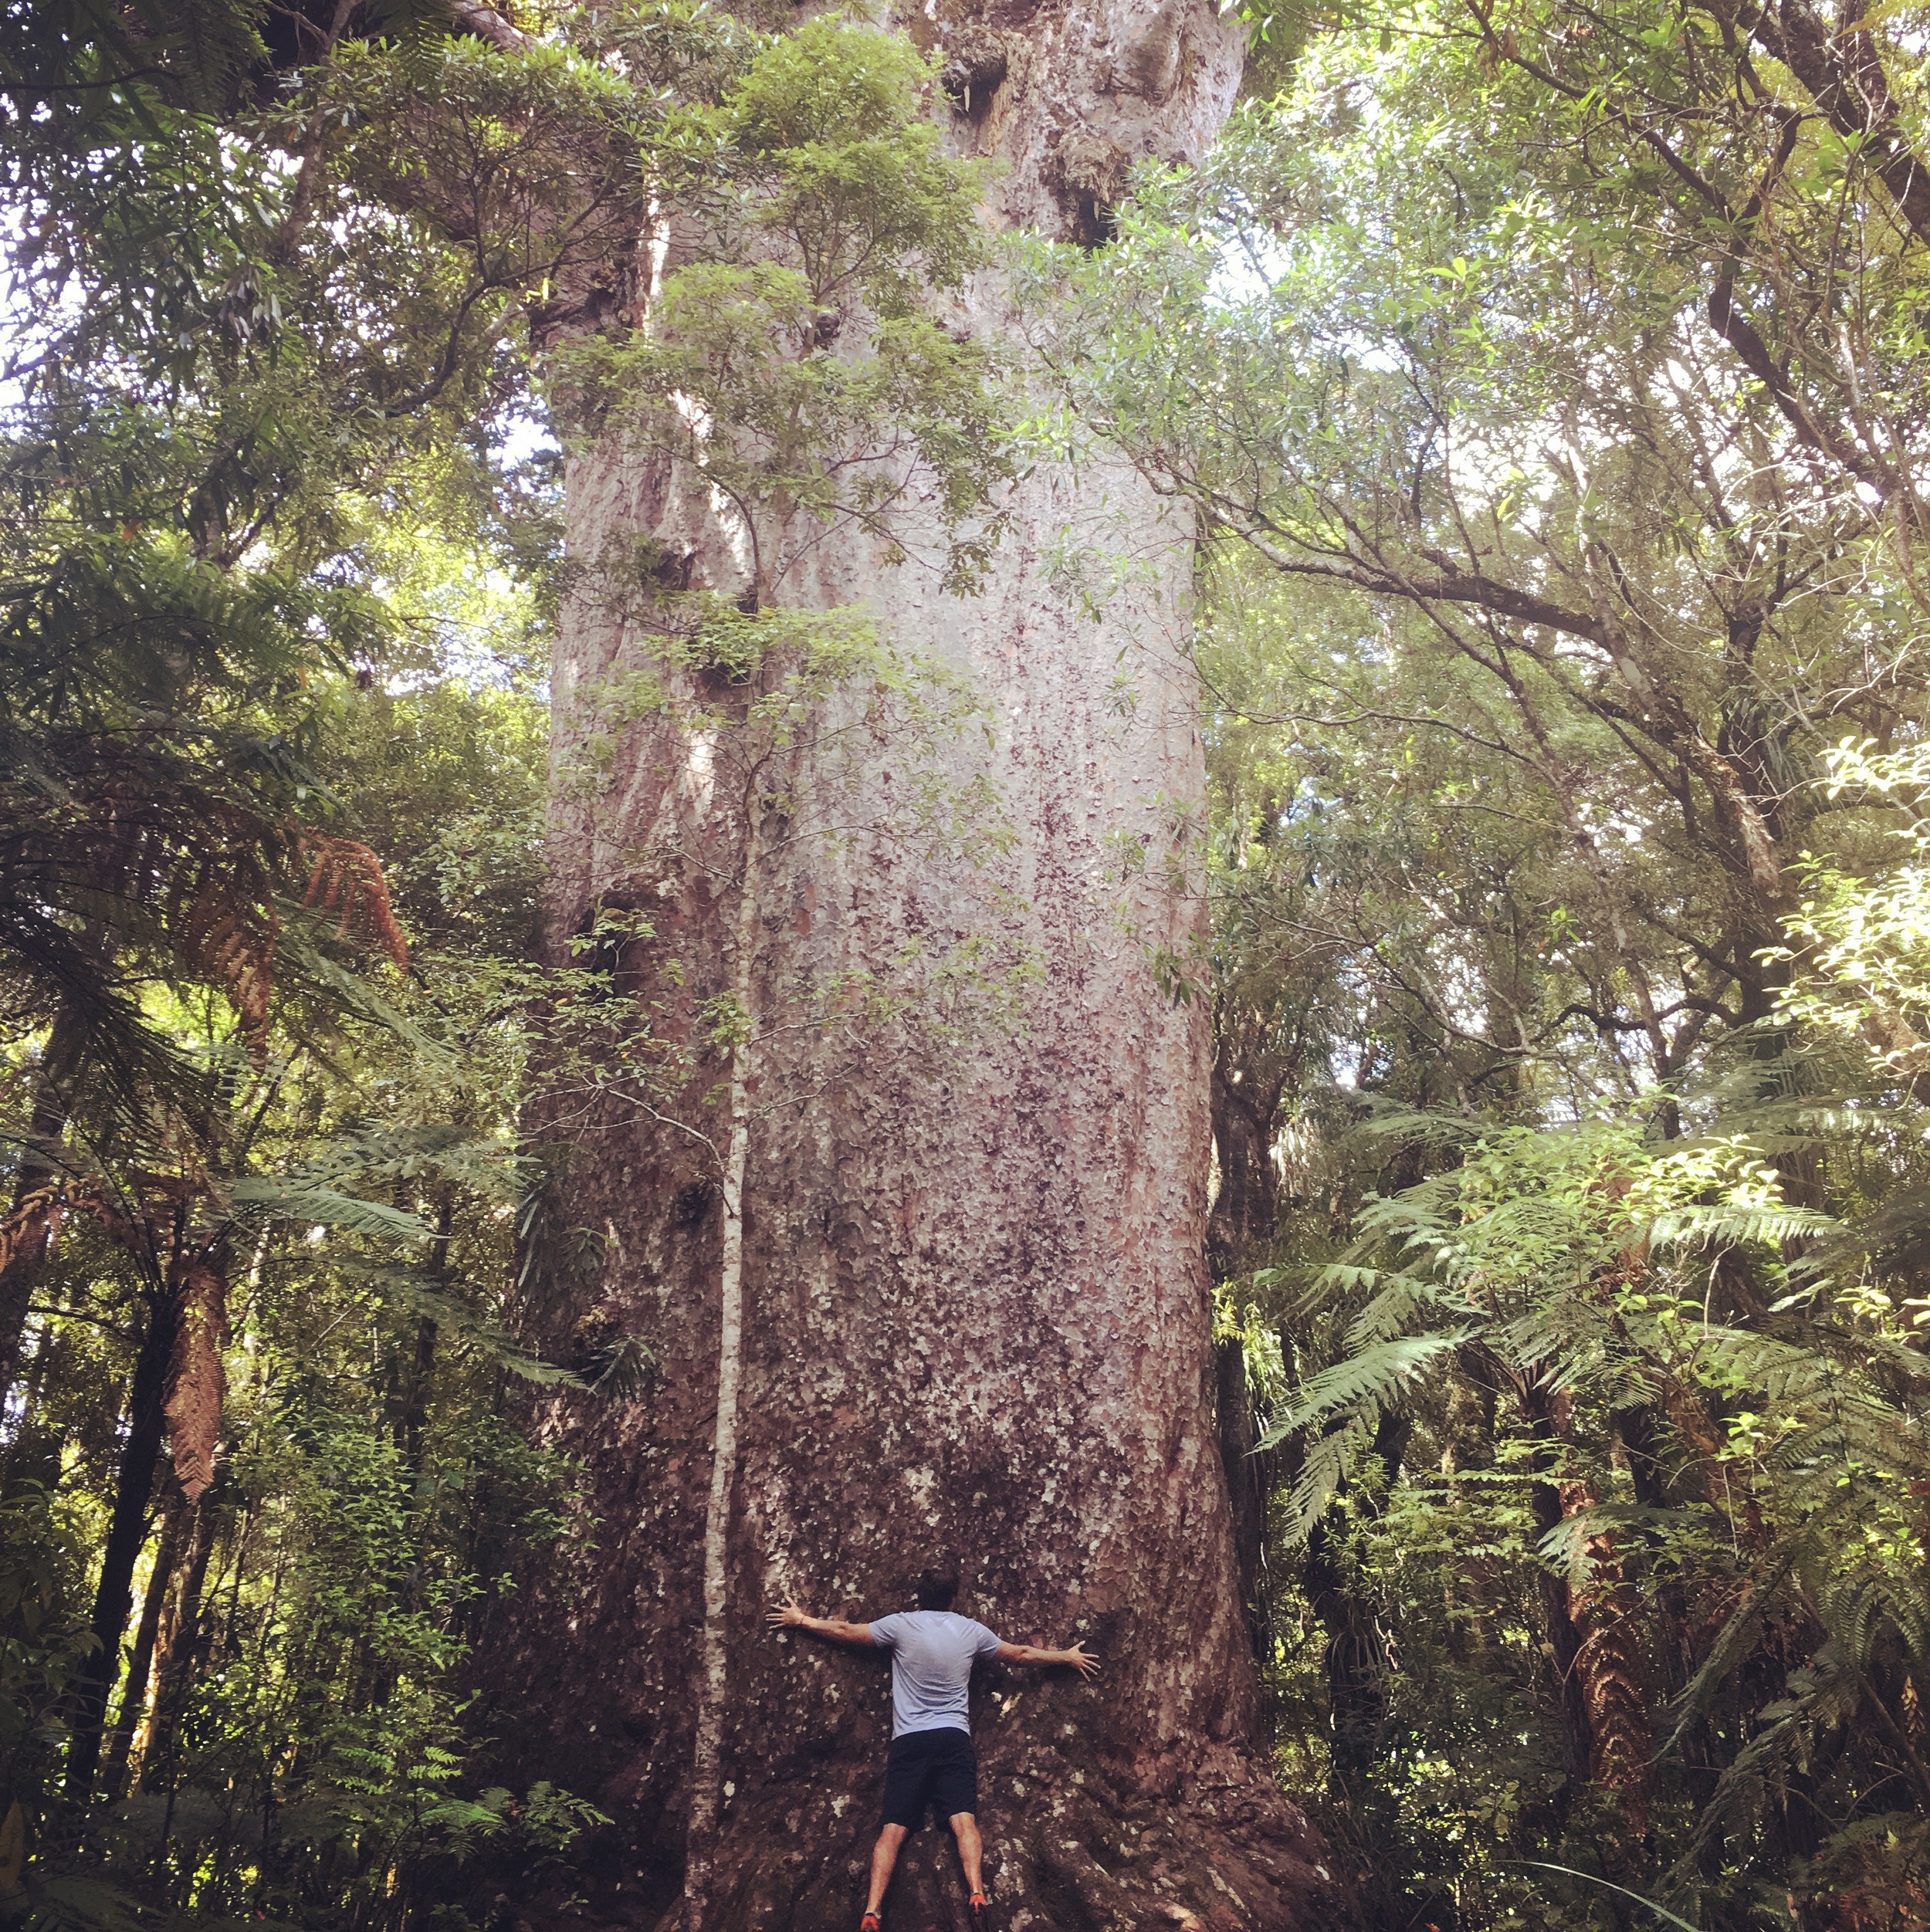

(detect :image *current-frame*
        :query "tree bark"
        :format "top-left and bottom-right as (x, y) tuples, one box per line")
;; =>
(66, 1283), (177, 1801)
(1206, 1052), (1285, 1281)
(1215, 1336), (1276, 1671)
(683, 797), (764, 1922)
(397, 1193), (451, 1478)
(1520, 1389), (1594, 1804)
(1300, 1413), (1407, 1819)
(101, 1489), (185, 1801)
(138, 1495), (218, 1793)
(488, 7), (1344, 1929)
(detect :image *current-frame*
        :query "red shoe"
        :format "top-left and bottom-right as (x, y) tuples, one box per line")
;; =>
(860, 1917), (882, 1932)
(969, 1897), (988, 1928)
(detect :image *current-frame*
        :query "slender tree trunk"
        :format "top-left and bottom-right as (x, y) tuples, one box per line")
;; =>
(1216, 1335), (1277, 1668)
(102, 1490), (186, 1799)
(138, 1494), (216, 1792)
(1207, 1053), (1286, 1279)
(398, 1193), (451, 1480)
(682, 800), (763, 1922)
(215, 1490), (257, 1663)
(1302, 1413), (1407, 1815)
(1267, 1411), (1407, 1926)
(1520, 1388), (1594, 1804)
(67, 1284), (178, 1800)
(489, 7), (1344, 1928)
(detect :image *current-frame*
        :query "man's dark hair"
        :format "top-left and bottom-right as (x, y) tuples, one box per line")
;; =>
(913, 1568), (959, 1612)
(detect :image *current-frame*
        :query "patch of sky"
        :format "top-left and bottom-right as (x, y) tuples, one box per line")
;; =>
(1278, 775), (1332, 829)
(497, 411), (558, 469)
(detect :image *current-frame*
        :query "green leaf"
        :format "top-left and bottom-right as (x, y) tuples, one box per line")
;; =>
(230, 1178), (435, 1243)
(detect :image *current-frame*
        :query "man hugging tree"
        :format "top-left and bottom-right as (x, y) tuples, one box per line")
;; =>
(768, 1568), (1100, 1929)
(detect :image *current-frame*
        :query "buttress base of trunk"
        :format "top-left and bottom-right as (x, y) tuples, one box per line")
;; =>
(517, 1778), (1347, 1932)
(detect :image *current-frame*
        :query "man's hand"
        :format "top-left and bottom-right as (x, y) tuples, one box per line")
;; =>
(997, 1638), (1102, 1675)
(767, 1598), (873, 1644)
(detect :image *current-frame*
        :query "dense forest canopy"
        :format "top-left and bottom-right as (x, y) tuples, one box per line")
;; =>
(7, 0), (1930, 1928)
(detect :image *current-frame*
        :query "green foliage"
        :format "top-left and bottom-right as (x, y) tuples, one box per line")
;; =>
(32, 1), (1930, 1928)
(1776, 739), (1930, 1088)
(1133, 7), (1930, 1927)
(550, 16), (1009, 597)
(0, 1486), (91, 1778)
(716, 17), (990, 310)
(0, 3), (642, 1923)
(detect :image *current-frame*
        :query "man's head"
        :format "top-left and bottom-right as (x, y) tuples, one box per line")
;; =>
(913, 1568), (959, 1612)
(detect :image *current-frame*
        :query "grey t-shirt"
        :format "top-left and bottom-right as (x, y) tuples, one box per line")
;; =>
(869, 1610), (1003, 1737)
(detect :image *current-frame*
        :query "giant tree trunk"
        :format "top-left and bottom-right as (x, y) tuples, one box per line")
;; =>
(493, 7), (1342, 1927)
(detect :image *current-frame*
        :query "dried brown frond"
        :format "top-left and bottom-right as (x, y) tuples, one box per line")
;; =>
(14, 1176), (212, 1273)
(1805, 1811), (1930, 1928)
(62, 1177), (146, 1259)
(1559, 1474), (1654, 1839)
(1576, 1608), (1652, 1838)
(164, 1264), (229, 1502)
(299, 834), (408, 970)
(179, 880), (279, 1052)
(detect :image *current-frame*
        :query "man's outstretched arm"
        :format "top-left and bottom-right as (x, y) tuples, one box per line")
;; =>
(767, 1598), (874, 1645)
(997, 1639), (1100, 1677)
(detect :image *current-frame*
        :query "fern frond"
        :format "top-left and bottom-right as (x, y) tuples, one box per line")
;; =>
(1673, 1648), (1861, 1872)
(178, 878), (279, 1052)
(1642, 1203), (1840, 1251)
(1669, 1550), (1802, 1744)
(0, 1184), (63, 1276)
(276, 936), (449, 1063)
(229, 1177), (435, 1243)
(1350, 1099), (1488, 1147)
(1538, 1503), (1699, 1589)
(345, 1264), (585, 1389)
(1260, 1328), (1470, 1451)
(300, 833), (409, 970)
(277, 1123), (523, 1198)
(1281, 1409), (1374, 1541)
(1345, 1275), (1475, 1348)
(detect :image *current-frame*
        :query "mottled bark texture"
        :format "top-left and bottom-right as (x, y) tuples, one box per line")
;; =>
(488, 5), (1342, 1927)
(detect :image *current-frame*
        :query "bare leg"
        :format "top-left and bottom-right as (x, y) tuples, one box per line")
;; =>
(865, 1823), (909, 1916)
(947, 1812), (985, 1897)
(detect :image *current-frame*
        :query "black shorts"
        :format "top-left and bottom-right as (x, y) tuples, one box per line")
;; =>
(879, 1727), (978, 1827)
